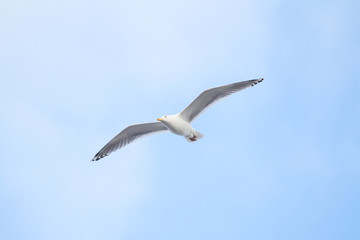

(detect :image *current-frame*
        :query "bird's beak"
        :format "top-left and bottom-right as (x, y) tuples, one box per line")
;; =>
(157, 118), (162, 121)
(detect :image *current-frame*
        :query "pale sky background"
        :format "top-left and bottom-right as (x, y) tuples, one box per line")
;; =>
(0, 0), (359, 239)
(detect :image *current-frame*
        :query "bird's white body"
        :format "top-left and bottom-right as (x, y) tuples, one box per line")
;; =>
(157, 114), (203, 141)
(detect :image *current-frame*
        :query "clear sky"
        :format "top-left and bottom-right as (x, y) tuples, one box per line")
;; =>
(1, 0), (359, 239)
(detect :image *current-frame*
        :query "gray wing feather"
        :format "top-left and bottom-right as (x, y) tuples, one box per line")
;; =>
(92, 122), (168, 161)
(179, 78), (264, 122)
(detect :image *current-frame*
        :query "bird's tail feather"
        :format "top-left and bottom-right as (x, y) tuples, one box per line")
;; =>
(196, 131), (204, 139)
(185, 131), (204, 142)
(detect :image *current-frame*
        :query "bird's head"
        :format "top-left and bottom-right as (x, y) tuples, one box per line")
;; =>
(157, 115), (168, 122)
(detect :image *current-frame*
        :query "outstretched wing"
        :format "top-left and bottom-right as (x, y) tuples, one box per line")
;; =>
(92, 122), (168, 161)
(179, 78), (263, 122)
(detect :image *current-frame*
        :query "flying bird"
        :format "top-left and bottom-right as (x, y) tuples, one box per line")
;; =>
(92, 78), (263, 161)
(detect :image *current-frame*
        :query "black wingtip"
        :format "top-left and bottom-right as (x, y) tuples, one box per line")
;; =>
(91, 153), (108, 162)
(251, 78), (264, 87)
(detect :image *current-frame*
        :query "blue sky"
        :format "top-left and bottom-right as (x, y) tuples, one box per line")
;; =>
(0, 0), (359, 239)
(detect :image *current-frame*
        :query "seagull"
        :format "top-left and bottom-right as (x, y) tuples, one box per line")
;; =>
(92, 78), (263, 161)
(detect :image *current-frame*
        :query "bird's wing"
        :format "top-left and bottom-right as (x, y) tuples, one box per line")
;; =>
(179, 78), (264, 122)
(92, 122), (168, 161)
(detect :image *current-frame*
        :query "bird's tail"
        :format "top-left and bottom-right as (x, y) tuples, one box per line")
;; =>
(185, 131), (204, 142)
(196, 131), (204, 139)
